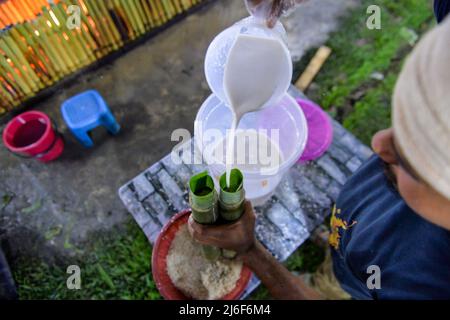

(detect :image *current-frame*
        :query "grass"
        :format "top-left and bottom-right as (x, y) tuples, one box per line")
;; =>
(14, 221), (161, 300)
(297, 0), (435, 145)
(11, 0), (435, 300)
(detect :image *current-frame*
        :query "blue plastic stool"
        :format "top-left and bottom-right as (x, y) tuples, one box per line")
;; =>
(61, 90), (120, 148)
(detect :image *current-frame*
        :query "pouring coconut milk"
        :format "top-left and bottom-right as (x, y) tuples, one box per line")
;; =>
(223, 33), (291, 187)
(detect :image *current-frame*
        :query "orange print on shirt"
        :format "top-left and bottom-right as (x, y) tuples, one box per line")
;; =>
(329, 205), (357, 250)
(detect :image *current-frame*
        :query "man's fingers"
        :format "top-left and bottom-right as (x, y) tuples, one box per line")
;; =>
(188, 215), (230, 242)
(267, 0), (283, 28)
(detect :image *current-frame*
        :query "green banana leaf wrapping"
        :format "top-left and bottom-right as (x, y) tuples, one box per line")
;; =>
(189, 171), (220, 260)
(219, 169), (245, 222)
(219, 169), (245, 259)
(202, 245), (221, 261)
(189, 171), (219, 225)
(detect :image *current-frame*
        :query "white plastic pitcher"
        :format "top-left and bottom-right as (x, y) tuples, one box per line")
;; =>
(204, 16), (292, 110)
(194, 93), (308, 204)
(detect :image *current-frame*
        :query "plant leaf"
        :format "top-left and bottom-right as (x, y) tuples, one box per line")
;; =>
(21, 199), (42, 214)
(97, 264), (115, 290)
(219, 169), (243, 193)
(1, 193), (14, 210)
(44, 225), (62, 240)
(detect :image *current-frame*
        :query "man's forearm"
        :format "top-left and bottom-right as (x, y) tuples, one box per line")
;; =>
(242, 241), (322, 300)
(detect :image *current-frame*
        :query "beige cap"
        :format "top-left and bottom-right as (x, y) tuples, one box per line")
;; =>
(393, 16), (450, 200)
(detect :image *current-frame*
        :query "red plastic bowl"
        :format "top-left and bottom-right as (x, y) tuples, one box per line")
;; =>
(2, 110), (64, 163)
(152, 209), (253, 300)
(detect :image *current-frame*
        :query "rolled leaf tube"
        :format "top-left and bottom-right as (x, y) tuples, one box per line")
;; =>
(219, 169), (245, 259)
(189, 171), (218, 224)
(219, 169), (245, 221)
(189, 171), (220, 261)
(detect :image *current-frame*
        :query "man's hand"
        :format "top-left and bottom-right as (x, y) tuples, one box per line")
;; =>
(189, 199), (323, 299)
(245, 0), (307, 28)
(188, 201), (256, 255)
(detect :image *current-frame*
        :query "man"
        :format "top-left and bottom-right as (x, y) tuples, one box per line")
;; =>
(188, 1), (450, 299)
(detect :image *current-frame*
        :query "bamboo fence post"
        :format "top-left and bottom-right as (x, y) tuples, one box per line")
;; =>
(52, 3), (92, 66)
(1, 33), (40, 91)
(96, 0), (123, 47)
(7, 27), (51, 86)
(0, 37), (38, 92)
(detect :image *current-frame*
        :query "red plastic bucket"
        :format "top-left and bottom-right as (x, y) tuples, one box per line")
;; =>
(152, 209), (253, 300)
(2, 111), (64, 163)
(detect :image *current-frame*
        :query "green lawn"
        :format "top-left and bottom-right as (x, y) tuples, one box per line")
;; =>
(12, 0), (435, 300)
(298, 0), (435, 145)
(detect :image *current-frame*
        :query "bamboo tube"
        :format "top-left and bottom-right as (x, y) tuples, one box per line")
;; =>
(119, 0), (140, 36)
(34, 17), (73, 74)
(132, 0), (150, 30)
(82, 17), (105, 58)
(84, 0), (114, 51)
(1, 2), (16, 25)
(0, 4), (11, 25)
(181, 0), (191, 11)
(161, 0), (174, 19)
(140, 0), (154, 28)
(0, 64), (25, 99)
(189, 171), (221, 261)
(22, 23), (63, 78)
(26, 0), (41, 15)
(171, 0), (183, 14)
(122, 0), (144, 35)
(88, 0), (118, 49)
(76, 0), (109, 56)
(218, 169), (245, 259)
(22, 0), (36, 15)
(8, 27), (49, 81)
(147, 0), (162, 26)
(0, 77), (19, 109)
(53, 4), (92, 65)
(0, 38), (38, 93)
(41, 9), (81, 70)
(106, 0), (130, 41)
(12, 0), (34, 20)
(50, 4), (91, 66)
(0, 5), (10, 26)
(153, 0), (168, 24)
(18, 0), (36, 19)
(4, 1), (23, 23)
(30, 29), (66, 76)
(3, 32), (42, 87)
(63, 0), (102, 58)
(111, 0), (136, 40)
(4, 29), (47, 88)
(168, 0), (178, 17)
(128, 0), (146, 33)
(0, 74), (20, 108)
(97, 0), (122, 49)
(0, 54), (33, 97)
(95, 0), (123, 47)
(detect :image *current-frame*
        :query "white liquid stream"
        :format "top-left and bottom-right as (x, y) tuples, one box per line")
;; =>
(223, 34), (290, 187)
(212, 130), (283, 174)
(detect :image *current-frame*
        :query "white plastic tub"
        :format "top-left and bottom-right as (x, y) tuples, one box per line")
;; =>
(194, 93), (308, 205)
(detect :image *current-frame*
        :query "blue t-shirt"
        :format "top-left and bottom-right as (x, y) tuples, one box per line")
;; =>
(331, 155), (450, 299)
(434, 0), (450, 23)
